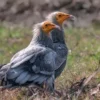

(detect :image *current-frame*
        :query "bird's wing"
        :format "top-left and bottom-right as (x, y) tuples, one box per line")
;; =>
(0, 45), (47, 83)
(10, 48), (25, 61)
(0, 45), (45, 74)
(0, 48), (62, 91)
(43, 50), (66, 72)
(3, 48), (55, 90)
(10, 45), (46, 68)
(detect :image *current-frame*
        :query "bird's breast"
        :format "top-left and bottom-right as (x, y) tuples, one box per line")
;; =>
(53, 43), (68, 58)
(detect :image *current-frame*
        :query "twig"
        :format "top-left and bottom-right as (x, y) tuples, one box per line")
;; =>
(76, 65), (100, 99)
(28, 92), (38, 100)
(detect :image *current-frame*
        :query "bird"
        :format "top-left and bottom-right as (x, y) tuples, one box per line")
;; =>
(0, 64), (5, 68)
(0, 21), (64, 92)
(46, 12), (75, 78)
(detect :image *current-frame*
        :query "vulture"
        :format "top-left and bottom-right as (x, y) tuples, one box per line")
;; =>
(46, 12), (75, 78)
(0, 21), (64, 92)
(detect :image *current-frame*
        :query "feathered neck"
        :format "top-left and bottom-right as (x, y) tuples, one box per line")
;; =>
(29, 24), (53, 48)
(51, 27), (65, 44)
(47, 12), (66, 44)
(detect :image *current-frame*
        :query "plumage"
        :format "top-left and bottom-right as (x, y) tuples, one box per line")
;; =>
(0, 21), (63, 92)
(7, 69), (24, 79)
(46, 12), (74, 78)
(28, 74), (40, 81)
(34, 75), (47, 84)
(15, 72), (29, 84)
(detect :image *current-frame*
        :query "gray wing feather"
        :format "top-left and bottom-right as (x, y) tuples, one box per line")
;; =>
(40, 71), (54, 75)
(32, 65), (40, 73)
(10, 47), (45, 69)
(11, 55), (33, 68)
(0, 64), (11, 79)
(34, 75), (47, 84)
(10, 48), (25, 61)
(11, 46), (45, 62)
(15, 72), (28, 84)
(55, 56), (66, 70)
(7, 69), (24, 79)
(28, 75), (39, 81)
(30, 55), (37, 63)
(20, 74), (31, 84)
(44, 51), (65, 71)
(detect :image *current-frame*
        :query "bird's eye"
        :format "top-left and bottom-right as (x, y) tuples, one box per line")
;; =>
(45, 24), (48, 27)
(58, 15), (62, 17)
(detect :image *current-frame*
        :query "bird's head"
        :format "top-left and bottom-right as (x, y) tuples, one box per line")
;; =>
(47, 12), (75, 25)
(41, 21), (59, 35)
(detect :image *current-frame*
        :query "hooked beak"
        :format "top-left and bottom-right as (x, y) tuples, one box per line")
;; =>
(69, 15), (76, 21)
(64, 14), (76, 21)
(50, 24), (58, 29)
(50, 24), (61, 30)
(55, 25), (61, 30)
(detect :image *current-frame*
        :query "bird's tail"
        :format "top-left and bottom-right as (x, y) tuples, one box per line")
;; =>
(0, 79), (14, 90)
(0, 64), (10, 86)
(0, 66), (13, 89)
(0, 64), (7, 79)
(0, 66), (9, 79)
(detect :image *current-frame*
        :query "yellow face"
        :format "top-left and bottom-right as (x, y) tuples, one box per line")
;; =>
(42, 21), (56, 35)
(56, 12), (71, 25)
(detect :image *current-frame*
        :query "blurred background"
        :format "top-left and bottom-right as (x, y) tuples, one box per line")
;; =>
(0, 0), (100, 27)
(0, 0), (100, 100)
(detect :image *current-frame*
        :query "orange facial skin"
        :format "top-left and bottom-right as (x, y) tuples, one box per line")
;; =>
(56, 12), (73, 25)
(42, 21), (57, 34)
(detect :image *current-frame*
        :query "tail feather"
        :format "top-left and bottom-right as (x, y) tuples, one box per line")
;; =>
(0, 64), (11, 89)
(0, 69), (8, 79)
(34, 75), (47, 84)
(0, 64), (11, 79)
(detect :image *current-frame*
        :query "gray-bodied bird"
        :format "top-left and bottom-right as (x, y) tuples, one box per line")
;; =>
(46, 12), (75, 78)
(0, 21), (64, 92)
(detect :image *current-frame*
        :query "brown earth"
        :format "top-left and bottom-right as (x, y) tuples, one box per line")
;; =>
(0, 0), (100, 27)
